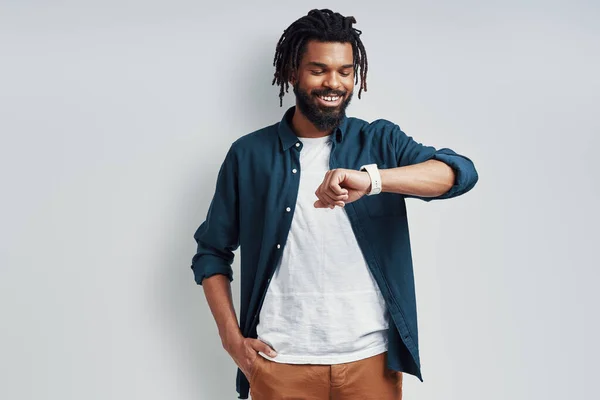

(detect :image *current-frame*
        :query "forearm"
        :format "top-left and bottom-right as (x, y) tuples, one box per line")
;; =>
(202, 274), (244, 352)
(380, 159), (455, 197)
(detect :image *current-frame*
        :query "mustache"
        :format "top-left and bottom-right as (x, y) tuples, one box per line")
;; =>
(311, 89), (347, 97)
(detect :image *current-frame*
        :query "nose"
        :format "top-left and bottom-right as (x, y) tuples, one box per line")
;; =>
(323, 72), (342, 90)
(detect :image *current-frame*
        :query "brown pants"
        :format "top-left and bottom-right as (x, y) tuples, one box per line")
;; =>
(249, 351), (403, 400)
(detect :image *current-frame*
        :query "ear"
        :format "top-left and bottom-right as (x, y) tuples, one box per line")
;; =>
(289, 69), (298, 86)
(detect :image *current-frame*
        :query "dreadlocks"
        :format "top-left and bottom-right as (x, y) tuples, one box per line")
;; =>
(272, 9), (368, 106)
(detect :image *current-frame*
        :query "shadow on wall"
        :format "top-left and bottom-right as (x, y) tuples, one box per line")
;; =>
(154, 38), (287, 399)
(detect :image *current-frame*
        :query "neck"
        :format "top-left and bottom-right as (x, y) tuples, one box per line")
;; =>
(290, 106), (333, 138)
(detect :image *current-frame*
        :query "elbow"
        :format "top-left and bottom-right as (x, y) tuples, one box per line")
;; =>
(465, 162), (479, 192)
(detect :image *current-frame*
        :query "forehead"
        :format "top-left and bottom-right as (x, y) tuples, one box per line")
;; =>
(300, 41), (353, 66)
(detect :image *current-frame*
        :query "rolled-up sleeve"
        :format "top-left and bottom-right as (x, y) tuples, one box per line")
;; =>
(392, 124), (479, 202)
(190, 145), (240, 285)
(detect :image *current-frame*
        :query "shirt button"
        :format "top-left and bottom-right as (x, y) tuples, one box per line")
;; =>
(295, 142), (300, 147)
(292, 168), (297, 174)
(285, 207), (291, 212)
(276, 244), (281, 249)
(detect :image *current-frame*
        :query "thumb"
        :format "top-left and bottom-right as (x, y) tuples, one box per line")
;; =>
(314, 199), (335, 209)
(251, 339), (278, 357)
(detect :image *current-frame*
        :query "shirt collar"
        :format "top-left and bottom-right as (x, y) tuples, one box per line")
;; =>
(278, 106), (349, 151)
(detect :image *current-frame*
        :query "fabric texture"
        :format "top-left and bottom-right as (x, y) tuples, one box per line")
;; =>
(256, 133), (390, 365)
(190, 106), (479, 398)
(249, 351), (403, 400)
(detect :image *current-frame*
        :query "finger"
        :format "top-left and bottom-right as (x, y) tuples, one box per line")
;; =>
(320, 170), (332, 190)
(322, 182), (349, 201)
(316, 181), (346, 209)
(251, 339), (278, 357)
(323, 169), (345, 196)
(314, 185), (334, 209)
(321, 190), (340, 209)
(316, 180), (347, 206)
(328, 171), (348, 196)
(324, 188), (349, 204)
(329, 191), (349, 201)
(315, 196), (344, 209)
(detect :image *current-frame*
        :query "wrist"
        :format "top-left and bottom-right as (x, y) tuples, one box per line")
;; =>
(379, 168), (387, 193)
(221, 329), (244, 352)
(361, 171), (372, 192)
(359, 164), (382, 195)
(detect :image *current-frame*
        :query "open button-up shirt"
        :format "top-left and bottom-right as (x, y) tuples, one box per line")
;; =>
(190, 106), (479, 399)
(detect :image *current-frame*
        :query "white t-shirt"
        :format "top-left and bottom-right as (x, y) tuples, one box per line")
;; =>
(256, 133), (390, 364)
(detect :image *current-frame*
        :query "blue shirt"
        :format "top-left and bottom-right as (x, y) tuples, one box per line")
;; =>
(190, 106), (479, 399)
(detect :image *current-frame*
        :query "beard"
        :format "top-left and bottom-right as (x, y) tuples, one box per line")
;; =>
(293, 84), (353, 132)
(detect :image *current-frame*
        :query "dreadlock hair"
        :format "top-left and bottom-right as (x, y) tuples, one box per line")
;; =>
(272, 9), (368, 106)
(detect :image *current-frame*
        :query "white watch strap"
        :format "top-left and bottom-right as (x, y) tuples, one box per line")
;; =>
(359, 163), (382, 196)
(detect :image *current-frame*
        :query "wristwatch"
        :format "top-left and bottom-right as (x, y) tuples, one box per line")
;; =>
(359, 163), (382, 196)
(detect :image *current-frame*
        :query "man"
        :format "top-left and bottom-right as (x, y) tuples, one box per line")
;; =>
(190, 9), (478, 400)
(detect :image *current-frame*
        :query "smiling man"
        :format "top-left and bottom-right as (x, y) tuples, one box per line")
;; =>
(191, 9), (479, 400)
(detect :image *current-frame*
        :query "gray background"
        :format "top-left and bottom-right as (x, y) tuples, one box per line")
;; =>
(1, 1), (598, 399)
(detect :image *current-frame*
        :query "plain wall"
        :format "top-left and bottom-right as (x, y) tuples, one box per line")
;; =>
(1, 1), (598, 399)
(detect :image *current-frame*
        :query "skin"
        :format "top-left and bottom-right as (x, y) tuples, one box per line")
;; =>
(205, 40), (455, 384)
(290, 41), (355, 139)
(203, 274), (274, 382)
(289, 41), (371, 208)
(288, 40), (454, 209)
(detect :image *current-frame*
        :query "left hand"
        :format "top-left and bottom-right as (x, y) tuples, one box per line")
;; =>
(314, 168), (372, 209)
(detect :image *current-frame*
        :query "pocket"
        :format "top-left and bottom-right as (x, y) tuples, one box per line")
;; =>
(249, 355), (262, 385)
(395, 371), (403, 388)
(385, 369), (403, 390)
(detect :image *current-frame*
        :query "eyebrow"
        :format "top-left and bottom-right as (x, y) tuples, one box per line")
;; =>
(307, 62), (354, 69)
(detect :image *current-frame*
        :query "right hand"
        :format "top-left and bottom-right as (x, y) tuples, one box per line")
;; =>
(227, 337), (278, 380)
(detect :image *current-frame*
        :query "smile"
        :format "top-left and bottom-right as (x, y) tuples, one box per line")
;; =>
(316, 94), (343, 106)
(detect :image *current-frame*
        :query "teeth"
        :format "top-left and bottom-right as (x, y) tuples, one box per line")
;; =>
(320, 95), (340, 102)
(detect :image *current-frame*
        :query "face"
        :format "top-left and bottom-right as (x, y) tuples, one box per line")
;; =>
(292, 41), (355, 131)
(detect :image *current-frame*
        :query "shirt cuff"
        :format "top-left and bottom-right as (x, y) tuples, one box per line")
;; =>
(191, 254), (234, 285)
